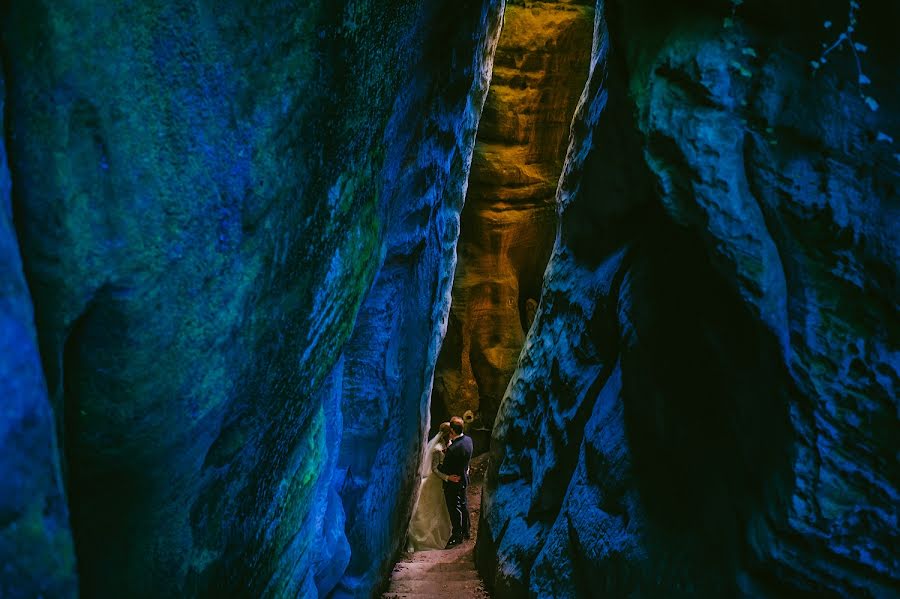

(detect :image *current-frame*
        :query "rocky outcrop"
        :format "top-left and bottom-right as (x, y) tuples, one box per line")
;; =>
(432, 0), (594, 448)
(478, 0), (899, 596)
(332, 1), (504, 595)
(0, 1), (499, 596)
(0, 68), (78, 599)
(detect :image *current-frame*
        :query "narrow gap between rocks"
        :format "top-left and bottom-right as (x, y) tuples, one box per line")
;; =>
(387, 2), (596, 596)
(430, 0), (596, 455)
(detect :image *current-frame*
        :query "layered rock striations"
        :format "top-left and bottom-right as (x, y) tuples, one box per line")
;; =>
(432, 0), (595, 447)
(0, 1), (500, 596)
(478, 0), (899, 596)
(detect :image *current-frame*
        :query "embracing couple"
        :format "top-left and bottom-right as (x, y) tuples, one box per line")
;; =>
(407, 416), (473, 551)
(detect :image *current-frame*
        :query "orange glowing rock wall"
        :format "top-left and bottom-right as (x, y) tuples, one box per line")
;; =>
(432, 0), (594, 447)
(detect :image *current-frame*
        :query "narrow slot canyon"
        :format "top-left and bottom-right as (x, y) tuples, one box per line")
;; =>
(0, 1), (897, 598)
(385, 2), (594, 594)
(432, 0), (595, 452)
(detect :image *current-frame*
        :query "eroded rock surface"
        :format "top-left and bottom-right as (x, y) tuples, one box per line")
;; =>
(332, 1), (504, 595)
(432, 0), (594, 448)
(2, 0), (897, 597)
(0, 67), (77, 599)
(0, 1), (499, 596)
(478, 0), (899, 596)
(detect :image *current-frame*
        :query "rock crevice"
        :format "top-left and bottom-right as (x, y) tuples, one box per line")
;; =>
(432, 0), (595, 450)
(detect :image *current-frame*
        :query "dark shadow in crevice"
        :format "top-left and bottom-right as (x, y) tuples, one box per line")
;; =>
(61, 288), (151, 598)
(619, 222), (795, 597)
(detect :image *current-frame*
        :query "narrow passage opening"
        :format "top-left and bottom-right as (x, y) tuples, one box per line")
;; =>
(431, 0), (595, 454)
(387, 3), (596, 594)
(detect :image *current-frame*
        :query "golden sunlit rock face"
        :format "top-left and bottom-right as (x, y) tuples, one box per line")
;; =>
(432, 0), (594, 448)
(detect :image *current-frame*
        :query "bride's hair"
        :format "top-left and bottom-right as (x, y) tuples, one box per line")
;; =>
(439, 421), (451, 441)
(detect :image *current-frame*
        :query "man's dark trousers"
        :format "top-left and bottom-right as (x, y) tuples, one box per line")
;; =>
(443, 484), (465, 541)
(439, 433), (473, 542)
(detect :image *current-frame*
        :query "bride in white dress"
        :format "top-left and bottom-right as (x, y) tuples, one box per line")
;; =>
(407, 422), (452, 551)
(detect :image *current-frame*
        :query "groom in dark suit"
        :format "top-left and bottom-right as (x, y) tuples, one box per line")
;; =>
(438, 416), (472, 548)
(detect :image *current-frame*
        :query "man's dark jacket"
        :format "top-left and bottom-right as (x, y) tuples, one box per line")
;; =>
(439, 434), (473, 488)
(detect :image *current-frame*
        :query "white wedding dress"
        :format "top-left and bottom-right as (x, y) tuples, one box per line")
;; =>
(406, 434), (452, 551)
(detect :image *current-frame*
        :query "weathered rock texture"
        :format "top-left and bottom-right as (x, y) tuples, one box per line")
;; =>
(0, 1), (500, 597)
(478, 0), (899, 596)
(0, 68), (78, 599)
(2, 0), (898, 597)
(432, 0), (594, 448)
(331, 1), (504, 595)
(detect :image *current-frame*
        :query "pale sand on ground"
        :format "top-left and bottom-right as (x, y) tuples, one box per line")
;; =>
(382, 453), (491, 598)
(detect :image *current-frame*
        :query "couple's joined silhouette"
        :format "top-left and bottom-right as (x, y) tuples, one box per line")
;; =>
(407, 417), (473, 550)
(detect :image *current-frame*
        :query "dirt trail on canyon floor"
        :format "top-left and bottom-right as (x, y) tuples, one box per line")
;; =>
(382, 453), (491, 598)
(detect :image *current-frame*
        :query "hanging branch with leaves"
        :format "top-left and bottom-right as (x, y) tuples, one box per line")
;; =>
(809, 0), (878, 112)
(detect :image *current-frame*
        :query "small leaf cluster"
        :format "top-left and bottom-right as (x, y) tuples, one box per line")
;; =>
(809, 1), (878, 112)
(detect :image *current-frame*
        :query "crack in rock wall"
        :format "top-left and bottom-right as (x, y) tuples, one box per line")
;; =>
(432, 0), (595, 452)
(0, 1), (501, 596)
(477, 0), (899, 596)
(0, 61), (78, 599)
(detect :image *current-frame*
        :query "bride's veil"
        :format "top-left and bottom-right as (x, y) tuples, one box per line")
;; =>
(419, 432), (443, 478)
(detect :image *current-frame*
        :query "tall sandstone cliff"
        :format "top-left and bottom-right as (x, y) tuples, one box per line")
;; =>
(478, 0), (899, 596)
(0, 1), (502, 597)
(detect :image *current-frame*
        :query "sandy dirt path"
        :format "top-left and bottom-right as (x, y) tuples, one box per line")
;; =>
(382, 453), (491, 598)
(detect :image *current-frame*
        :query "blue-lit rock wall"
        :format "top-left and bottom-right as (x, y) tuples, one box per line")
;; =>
(3, 0), (896, 596)
(0, 66), (78, 599)
(331, 1), (503, 595)
(478, 0), (899, 596)
(0, 1), (500, 597)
